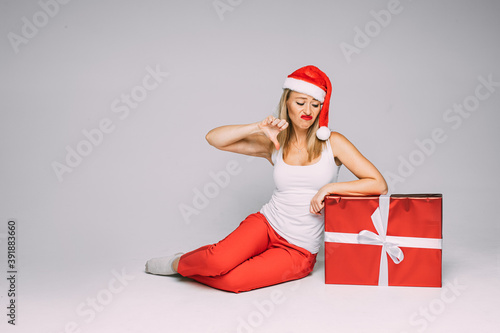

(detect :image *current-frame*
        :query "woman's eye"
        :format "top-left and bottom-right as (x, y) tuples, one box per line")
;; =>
(296, 102), (305, 106)
(312, 104), (319, 108)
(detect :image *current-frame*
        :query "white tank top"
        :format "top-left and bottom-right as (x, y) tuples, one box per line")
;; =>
(260, 138), (340, 254)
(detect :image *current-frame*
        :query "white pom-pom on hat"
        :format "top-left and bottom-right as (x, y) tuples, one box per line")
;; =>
(316, 126), (331, 140)
(283, 65), (333, 141)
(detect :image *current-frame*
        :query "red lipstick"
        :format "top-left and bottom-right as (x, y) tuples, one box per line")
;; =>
(301, 115), (313, 120)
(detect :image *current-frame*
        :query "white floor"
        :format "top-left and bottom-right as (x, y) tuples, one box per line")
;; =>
(2, 224), (499, 333)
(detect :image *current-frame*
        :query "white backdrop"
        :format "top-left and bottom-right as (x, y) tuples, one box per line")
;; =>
(1, 1), (499, 332)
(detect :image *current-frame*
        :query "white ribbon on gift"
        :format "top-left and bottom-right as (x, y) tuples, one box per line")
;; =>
(324, 195), (442, 286)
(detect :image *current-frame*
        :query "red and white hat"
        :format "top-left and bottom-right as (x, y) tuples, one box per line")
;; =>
(283, 65), (332, 140)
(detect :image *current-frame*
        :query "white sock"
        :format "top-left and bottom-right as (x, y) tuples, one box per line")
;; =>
(145, 252), (183, 275)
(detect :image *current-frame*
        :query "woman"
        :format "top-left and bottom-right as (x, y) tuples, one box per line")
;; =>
(145, 65), (387, 293)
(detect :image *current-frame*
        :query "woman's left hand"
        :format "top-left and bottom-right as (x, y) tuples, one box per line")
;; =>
(310, 184), (332, 215)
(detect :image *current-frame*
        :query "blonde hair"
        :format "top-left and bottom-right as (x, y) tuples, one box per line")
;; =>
(275, 88), (326, 162)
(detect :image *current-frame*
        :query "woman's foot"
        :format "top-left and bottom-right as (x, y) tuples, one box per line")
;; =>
(145, 253), (183, 275)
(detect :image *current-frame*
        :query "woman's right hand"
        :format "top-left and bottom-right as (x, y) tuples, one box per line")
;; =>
(258, 116), (289, 150)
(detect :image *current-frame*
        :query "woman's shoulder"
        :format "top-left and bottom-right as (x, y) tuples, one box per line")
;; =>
(328, 131), (354, 164)
(328, 131), (349, 146)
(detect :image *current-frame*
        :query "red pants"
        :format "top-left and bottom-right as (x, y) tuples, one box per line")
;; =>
(177, 212), (317, 293)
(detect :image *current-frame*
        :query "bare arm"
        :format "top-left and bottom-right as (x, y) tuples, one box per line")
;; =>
(310, 132), (388, 214)
(327, 131), (388, 195)
(205, 116), (288, 163)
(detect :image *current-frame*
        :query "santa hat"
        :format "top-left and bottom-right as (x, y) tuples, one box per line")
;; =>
(282, 65), (332, 140)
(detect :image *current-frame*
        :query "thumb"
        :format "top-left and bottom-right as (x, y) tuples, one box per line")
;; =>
(272, 137), (280, 150)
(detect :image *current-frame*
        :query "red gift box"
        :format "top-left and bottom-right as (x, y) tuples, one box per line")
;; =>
(324, 194), (442, 287)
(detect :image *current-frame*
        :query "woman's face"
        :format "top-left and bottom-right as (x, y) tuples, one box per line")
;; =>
(286, 91), (321, 131)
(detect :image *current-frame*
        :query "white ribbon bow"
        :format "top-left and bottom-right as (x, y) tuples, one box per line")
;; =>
(324, 195), (442, 286)
(358, 195), (401, 286)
